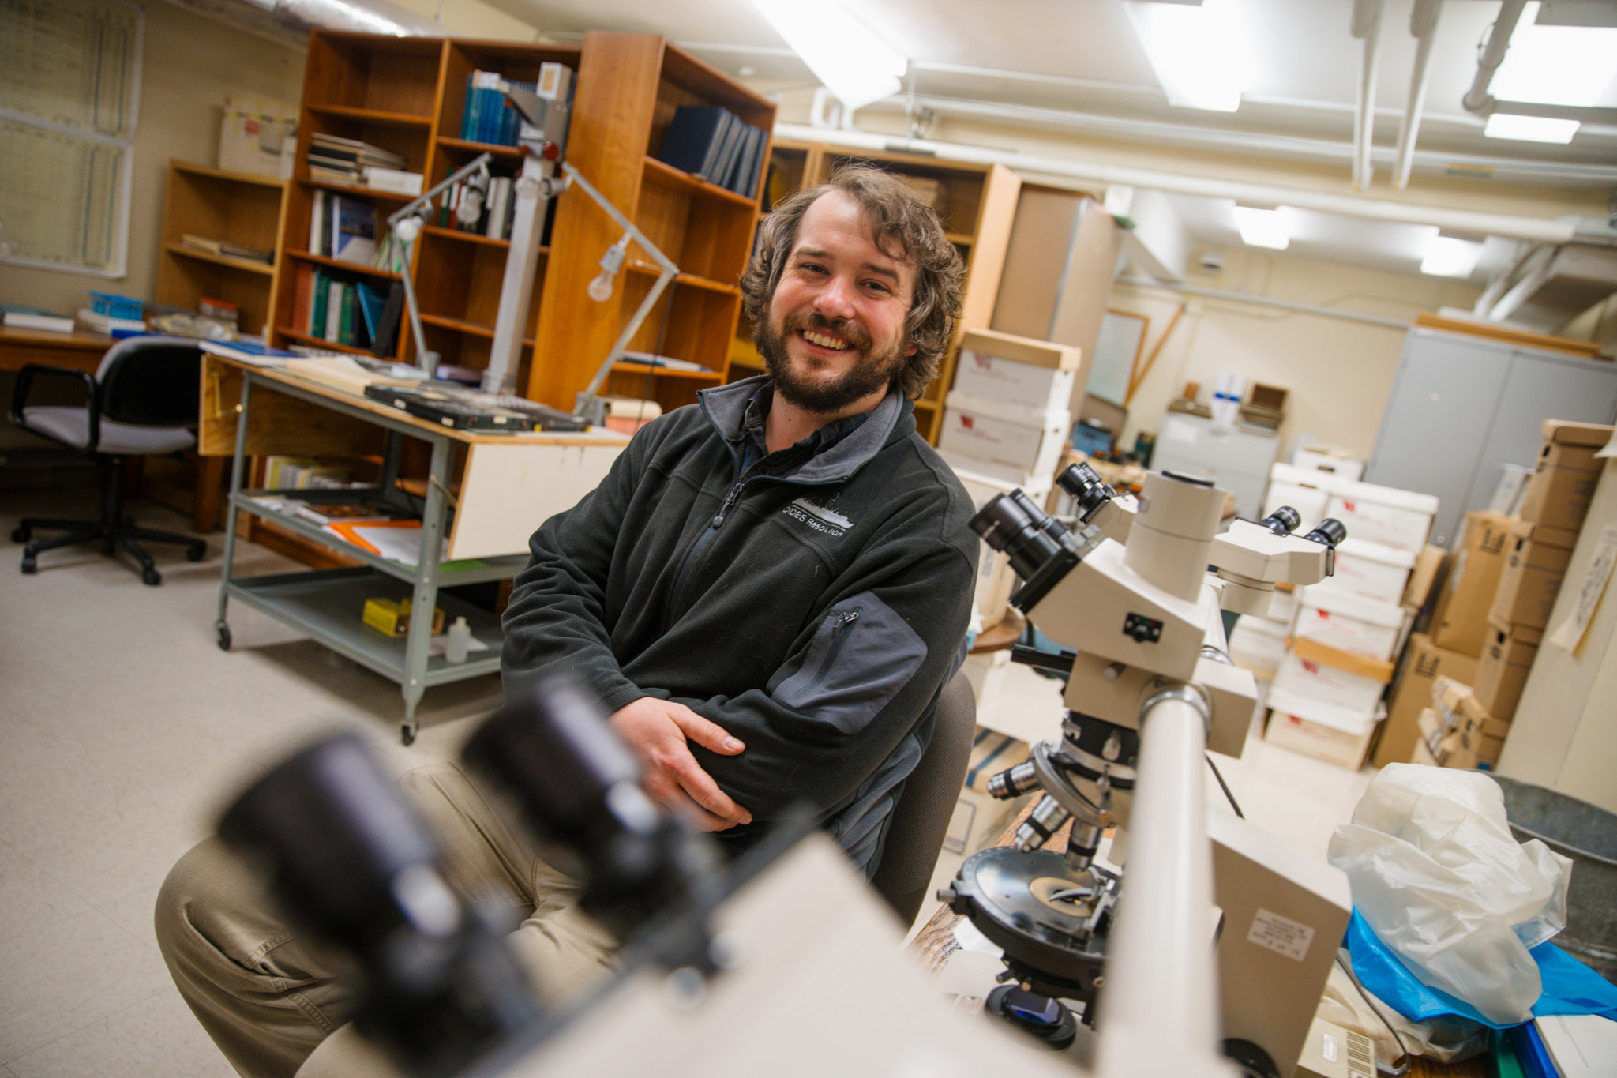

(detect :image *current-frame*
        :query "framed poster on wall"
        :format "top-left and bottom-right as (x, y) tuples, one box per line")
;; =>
(1088, 309), (1147, 407)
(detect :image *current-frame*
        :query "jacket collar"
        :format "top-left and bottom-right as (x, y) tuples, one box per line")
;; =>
(698, 375), (915, 484)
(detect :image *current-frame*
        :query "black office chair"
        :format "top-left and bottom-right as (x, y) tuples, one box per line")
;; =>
(870, 669), (978, 927)
(10, 335), (207, 585)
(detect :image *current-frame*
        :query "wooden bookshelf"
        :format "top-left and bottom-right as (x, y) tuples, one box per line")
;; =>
(727, 140), (1021, 444)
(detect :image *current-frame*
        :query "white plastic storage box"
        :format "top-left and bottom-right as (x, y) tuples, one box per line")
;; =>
(1292, 587), (1408, 663)
(1270, 650), (1387, 717)
(1290, 445), (1365, 483)
(1312, 537), (1416, 606)
(939, 391), (1070, 489)
(1324, 480), (1438, 555)
(1266, 690), (1384, 770)
(952, 327), (1083, 412)
(1263, 461), (1345, 532)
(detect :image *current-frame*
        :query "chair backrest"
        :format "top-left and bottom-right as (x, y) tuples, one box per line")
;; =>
(96, 336), (203, 427)
(869, 668), (977, 927)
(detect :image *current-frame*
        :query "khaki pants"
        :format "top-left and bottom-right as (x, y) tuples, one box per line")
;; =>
(154, 760), (617, 1078)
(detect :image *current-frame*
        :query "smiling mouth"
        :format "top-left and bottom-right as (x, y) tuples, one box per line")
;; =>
(799, 328), (853, 351)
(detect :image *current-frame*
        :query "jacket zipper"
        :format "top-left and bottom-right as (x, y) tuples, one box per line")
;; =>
(796, 608), (860, 697)
(663, 477), (755, 631)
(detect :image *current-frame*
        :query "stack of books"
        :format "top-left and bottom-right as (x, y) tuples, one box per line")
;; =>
(435, 169), (522, 241)
(2, 305), (75, 334)
(180, 234), (274, 265)
(655, 105), (768, 199)
(288, 266), (403, 355)
(307, 133), (414, 190)
(459, 71), (538, 146)
(307, 192), (379, 265)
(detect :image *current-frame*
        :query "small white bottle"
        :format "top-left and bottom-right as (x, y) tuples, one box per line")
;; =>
(445, 616), (471, 664)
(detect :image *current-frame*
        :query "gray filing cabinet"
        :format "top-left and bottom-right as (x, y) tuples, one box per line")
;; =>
(1365, 327), (1617, 548)
(1150, 412), (1281, 519)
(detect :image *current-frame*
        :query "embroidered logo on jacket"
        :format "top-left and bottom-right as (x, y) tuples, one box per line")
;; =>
(783, 497), (851, 537)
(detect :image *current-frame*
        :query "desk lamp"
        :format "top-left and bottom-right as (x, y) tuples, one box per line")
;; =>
(385, 66), (679, 425)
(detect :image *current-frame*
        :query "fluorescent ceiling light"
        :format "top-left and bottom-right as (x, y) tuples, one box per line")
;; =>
(1126, 0), (1246, 112)
(1492, 2), (1617, 107)
(1421, 237), (1483, 278)
(1484, 114), (1580, 144)
(1232, 206), (1289, 250)
(750, 0), (906, 111)
(282, 0), (412, 34)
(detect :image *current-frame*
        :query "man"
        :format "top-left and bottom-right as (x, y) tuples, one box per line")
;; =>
(155, 164), (978, 1077)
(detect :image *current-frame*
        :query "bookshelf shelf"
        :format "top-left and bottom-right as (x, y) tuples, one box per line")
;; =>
(301, 178), (417, 203)
(165, 244), (276, 277)
(611, 361), (722, 381)
(278, 329), (371, 356)
(641, 156), (757, 207)
(286, 250), (400, 281)
(417, 312), (535, 349)
(435, 137), (523, 159)
(420, 224), (542, 252)
(172, 161), (286, 189)
(625, 261), (739, 296)
(307, 104), (433, 128)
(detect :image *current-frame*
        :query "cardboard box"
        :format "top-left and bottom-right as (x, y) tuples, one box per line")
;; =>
(1311, 537), (1416, 606)
(1230, 615), (1287, 680)
(1430, 511), (1513, 657)
(1472, 619), (1543, 722)
(1325, 480), (1439, 555)
(952, 328), (1083, 412)
(1293, 587), (1408, 662)
(1488, 517), (1577, 630)
(361, 596), (445, 638)
(1427, 676), (1509, 769)
(1291, 446), (1364, 483)
(219, 93), (297, 179)
(1402, 545), (1447, 611)
(938, 392), (1070, 488)
(1517, 420), (1613, 533)
(944, 730), (1030, 856)
(1371, 632), (1479, 768)
(1266, 695), (1384, 770)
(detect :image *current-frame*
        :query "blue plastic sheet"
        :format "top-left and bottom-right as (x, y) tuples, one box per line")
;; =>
(1345, 910), (1617, 1029)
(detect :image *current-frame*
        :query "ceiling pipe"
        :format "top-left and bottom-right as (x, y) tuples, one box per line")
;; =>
(772, 121), (1580, 246)
(1463, 0), (1530, 115)
(1351, 0), (1387, 190)
(1394, 0), (1443, 190)
(852, 94), (1617, 187)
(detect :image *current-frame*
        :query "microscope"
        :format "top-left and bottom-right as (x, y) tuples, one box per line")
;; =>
(941, 464), (1355, 1078)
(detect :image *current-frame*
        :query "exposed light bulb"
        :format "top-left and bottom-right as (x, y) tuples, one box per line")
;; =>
(394, 214), (423, 245)
(587, 271), (614, 303)
(588, 234), (631, 303)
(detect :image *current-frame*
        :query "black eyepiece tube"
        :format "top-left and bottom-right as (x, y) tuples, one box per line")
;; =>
(1258, 506), (1300, 536)
(1303, 518), (1347, 549)
(1055, 461), (1117, 523)
(970, 490), (1063, 581)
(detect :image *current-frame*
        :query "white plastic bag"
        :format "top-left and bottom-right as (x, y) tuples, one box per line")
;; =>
(1326, 764), (1571, 1025)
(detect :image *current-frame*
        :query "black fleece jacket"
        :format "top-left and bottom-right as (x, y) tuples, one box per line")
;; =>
(500, 375), (979, 866)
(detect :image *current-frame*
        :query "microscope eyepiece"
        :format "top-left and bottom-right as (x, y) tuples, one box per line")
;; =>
(1258, 506), (1300, 536)
(971, 490), (1067, 581)
(1055, 462), (1116, 524)
(1303, 518), (1347, 549)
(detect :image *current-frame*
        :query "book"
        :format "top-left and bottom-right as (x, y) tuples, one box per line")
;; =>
(286, 355), (422, 395)
(1536, 1015), (1617, 1078)
(76, 308), (145, 334)
(355, 281), (387, 345)
(656, 105), (732, 180)
(291, 264), (315, 333)
(180, 234), (273, 264)
(309, 269), (330, 338)
(199, 338), (298, 367)
(2, 305), (75, 333)
(324, 279), (344, 341)
(291, 501), (392, 525)
(329, 196), (377, 264)
(370, 281), (405, 358)
(706, 111), (744, 186)
(620, 350), (710, 372)
(339, 283), (360, 347)
(360, 167), (423, 195)
(309, 189), (327, 256)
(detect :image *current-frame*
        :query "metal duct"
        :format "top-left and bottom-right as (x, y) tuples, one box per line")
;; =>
(1351, 0), (1387, 189)
(1394, 0), (1443, 190)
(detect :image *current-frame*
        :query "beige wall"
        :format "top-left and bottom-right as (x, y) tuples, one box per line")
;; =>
(1110, 250), (1480, 460)
(0, 2), (306, 317)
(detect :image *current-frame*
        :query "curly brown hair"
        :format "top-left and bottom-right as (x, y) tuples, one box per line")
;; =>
(739, 164), (966, 400)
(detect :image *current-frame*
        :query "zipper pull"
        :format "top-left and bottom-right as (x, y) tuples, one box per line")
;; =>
(713, 482), (745, 527)
(837, 609), (859, 627)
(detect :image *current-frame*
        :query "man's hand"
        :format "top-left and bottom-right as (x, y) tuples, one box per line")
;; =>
(609, 697), (752, 831)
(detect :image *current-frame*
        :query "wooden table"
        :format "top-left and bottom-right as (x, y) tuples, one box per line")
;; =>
(0, 326), (226, 532)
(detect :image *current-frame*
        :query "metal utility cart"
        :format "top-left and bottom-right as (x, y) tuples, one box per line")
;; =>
(205, 355), (626, 744)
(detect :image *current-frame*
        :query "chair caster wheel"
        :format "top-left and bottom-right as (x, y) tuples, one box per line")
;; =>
(142, 567), (162, 586)
(20, 553), (37, 574)
(186, 543), (206, 562)
(217, 624), (232, 651)
(12, 526), (29, 543)
(400, 725), (416, 747)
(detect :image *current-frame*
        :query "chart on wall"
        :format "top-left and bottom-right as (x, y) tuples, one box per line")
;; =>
(0, 0), (141, 276)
